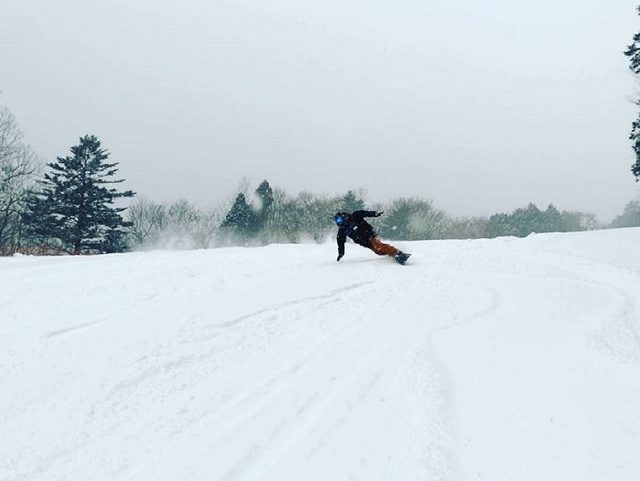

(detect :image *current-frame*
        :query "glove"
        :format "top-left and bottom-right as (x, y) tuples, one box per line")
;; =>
(337, 254), (343, 262)
(375, 211), (384, 217)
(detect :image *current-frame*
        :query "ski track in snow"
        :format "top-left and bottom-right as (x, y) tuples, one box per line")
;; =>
(1, 230), (640, 480)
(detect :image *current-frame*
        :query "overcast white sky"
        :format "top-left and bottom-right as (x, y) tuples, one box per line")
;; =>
(2, 0), (639, 221)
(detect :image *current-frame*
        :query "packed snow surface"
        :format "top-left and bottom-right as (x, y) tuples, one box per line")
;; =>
(2, 228), (640, 481)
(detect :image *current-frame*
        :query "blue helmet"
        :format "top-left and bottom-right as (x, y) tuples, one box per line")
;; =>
(334, 212), (347, 226)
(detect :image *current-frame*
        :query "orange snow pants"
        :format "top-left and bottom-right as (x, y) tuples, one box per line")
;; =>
(369, 236), (399, 256)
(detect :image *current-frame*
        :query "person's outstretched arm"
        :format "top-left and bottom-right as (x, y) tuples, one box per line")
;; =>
(336, 228), (347, 261)
(351, 210), (383, 220)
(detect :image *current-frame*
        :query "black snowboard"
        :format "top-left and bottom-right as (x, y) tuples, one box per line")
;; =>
(394, 252), (411, 265)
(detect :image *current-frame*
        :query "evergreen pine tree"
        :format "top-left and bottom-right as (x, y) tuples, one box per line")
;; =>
(485, 212), (518, 238)
(543, 204), (563, 232)
(23, 135), (135, 254)
(255, 180), (274, 229)
(220, 192), (257, 240)
(624, 6), (640, 180)
(341, 190), (365, 212)
(610, 200), (640, 227)
(506, 203), (544, 236)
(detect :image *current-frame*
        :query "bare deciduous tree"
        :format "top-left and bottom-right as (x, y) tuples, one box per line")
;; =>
(127, 197), (168, 247)
(127, 197), (227, 249)
(0, 106), (38, 253)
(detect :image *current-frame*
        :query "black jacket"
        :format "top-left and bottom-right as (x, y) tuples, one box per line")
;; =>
(337, 210), (380, 257)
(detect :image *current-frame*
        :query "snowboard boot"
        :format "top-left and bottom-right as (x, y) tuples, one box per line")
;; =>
(394, 251), (411, 265)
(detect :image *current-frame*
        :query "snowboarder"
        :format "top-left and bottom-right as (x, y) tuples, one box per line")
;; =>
(334, 210), (411, 265)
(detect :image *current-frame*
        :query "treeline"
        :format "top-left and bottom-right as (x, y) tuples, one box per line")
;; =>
(124, 184), (614, 252)
(485, 203), (598, 238)
(2, 103), (640, 256)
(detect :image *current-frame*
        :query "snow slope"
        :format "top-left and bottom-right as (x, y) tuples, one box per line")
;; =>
(1, 228), (640, 481)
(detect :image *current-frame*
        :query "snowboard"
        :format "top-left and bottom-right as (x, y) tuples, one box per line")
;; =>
(395, 252), (411, 265)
